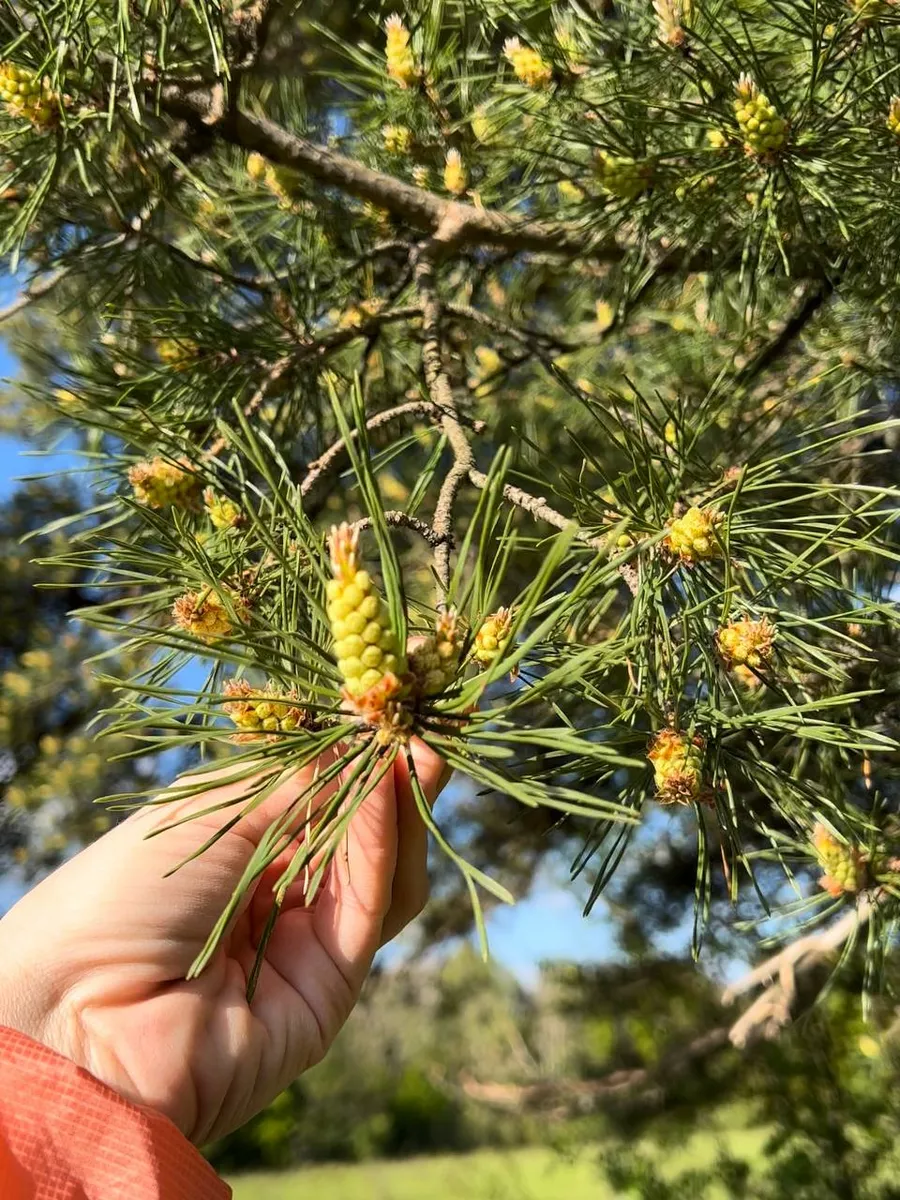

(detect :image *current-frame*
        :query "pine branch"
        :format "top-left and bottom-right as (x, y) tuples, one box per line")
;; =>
(413, 243), (476, 592)
(722, 897), (871, 1048)
(299, 399), (437, 497)
(461, 901), (874, 1117)
(735, 277), (836, 390)
(351, 511), (451, 550)
(459, 1025), (731, 1115)
(0, 233), (128, 324)
(156, 83), (651, 262)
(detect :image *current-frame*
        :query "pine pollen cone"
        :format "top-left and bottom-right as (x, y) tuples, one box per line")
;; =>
(223, 679), (310, 742)
(648, 729), (705, 804)
(664, 506), (724, 564)
(410, 610), (464, 697)
(716, 616), (775, 670)
(813, 823), (869, 897)
(472, 607), (513, 667)
(129, 457), (202, 510)
(327, 522), (410, 728)
(173, 587), (246, 643)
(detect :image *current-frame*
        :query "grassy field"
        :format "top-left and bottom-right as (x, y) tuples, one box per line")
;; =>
(228, 1129), (767, 1200)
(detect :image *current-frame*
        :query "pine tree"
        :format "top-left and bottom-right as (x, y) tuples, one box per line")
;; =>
(1, 0), (898, 1007)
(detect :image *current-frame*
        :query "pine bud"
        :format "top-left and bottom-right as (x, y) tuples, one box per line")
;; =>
(813, 824), (869, 896)
(471, 108), (497, 145)
(382, 124), (413, 155)
(0, 63), (59, 129)
(887, 97), (900, 138)
(173, 587), (245, 643)
(410, 610), (464, 696)
(502, 38), (553, 89)
(706, 128), (729, 150)
(443, 149), (468, 196)
(385, 14), (418, 88)
(733, 75), (789, 156)
(128, 457), (202, 510)
(246, 152), (268, 182)
(595, 300), (615, 332)
(664, 505), (724, 563)
(472, 607), (513, 667)
(474, 345), (502, 376)
(558, 180), (584, 205)
(223, 680), (310, 741)
(203, 488), (243, 530)
(647, 730), (704, 805)
(156, 337), (198, 369)
(716, 616), (775, 671)
(327, 522), (407, 707)
(595, 152), (651, 200)
(653, 0), (692, 47)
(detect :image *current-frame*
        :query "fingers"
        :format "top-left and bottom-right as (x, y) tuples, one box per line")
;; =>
(380, 737), (449, 944)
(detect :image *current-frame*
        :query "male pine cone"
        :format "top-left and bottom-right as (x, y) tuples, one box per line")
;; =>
(327, 523), (406, 703)
(734, 75), (788, 156)
(410, 611), (463, 696)
(813, 824), (869, 897)
(0, 63), (58, 128)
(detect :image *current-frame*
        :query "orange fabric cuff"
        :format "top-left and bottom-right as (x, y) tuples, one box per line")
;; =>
(0, 1025), (230, 1200)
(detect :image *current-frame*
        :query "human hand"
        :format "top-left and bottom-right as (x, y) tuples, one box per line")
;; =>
(0, 740), (446, 1144)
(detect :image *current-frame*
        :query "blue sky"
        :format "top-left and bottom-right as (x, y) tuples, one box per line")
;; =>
(0, 310), (620, 979)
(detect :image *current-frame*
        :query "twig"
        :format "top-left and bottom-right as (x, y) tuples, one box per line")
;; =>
(206, 355), (292, 458)
(413, 240), (475, 592)
(139, 232), (275, 294)
(0, 233), (129, 324)
(352, 511), (451, 549)
(444, 301), (577, 353)
(300, 399), (436, 497)
(468, 467), (610, 555)
(735, 277), (835, 390)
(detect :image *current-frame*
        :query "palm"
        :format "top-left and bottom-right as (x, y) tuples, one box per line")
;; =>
(0, 743), (444, 1143)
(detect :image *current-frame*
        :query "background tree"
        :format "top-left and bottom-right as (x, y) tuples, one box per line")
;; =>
(0, 0), (899, 1135)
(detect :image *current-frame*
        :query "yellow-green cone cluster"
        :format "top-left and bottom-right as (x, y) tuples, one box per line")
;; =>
(204, 488), (243, 531)
(503, 38), (553, 89)
(385, 14), (418, 88)
(223, 680), (309, 741)
(128, 458), (202, 510)
(647, 730), (705, 804)
(327, 522), (407, 706)
(716, 616), (775, 671)
(664, 505), (723, 563)
(595, 152), (651, 200)
(813, 824), (869, 897)
(410, 611), (463, 696)
(734, 75), (788, 156)
(443, 149), (468, 196)
(887, 97), (900, 138)
(382, 124), (413, 155)
(472, 607), (513, 667)
(0, 63), (59, 128)
(172, 587), (244, 643)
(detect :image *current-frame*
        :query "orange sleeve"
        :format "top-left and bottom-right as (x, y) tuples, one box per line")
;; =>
(0, 1026), (231, 1200)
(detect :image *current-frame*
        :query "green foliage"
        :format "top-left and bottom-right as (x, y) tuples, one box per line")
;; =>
(0, 0), (898, 1007)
